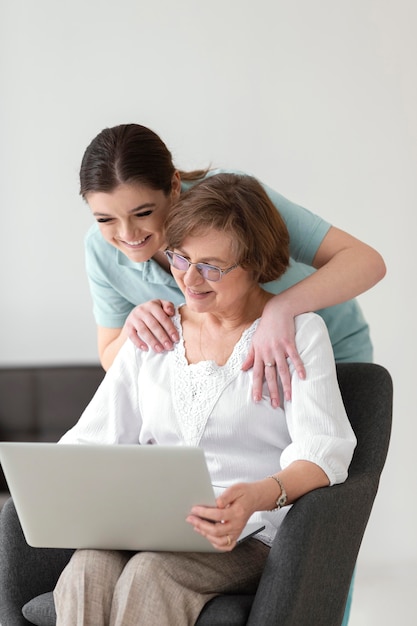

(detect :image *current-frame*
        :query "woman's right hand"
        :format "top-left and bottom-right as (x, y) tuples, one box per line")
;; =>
(125, 299), (179, 352)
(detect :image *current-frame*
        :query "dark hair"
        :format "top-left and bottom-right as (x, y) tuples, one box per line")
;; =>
(79, 123), (207, 198)
(164, 173), (290, 284)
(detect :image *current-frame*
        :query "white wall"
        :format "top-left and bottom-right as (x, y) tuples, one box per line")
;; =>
(1, 0), (415, 567)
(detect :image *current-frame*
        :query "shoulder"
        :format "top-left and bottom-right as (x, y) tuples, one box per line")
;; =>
(85, 222), (107, 254)
(85, 222), (110, 252)
(85, 221), (101, 243)
(295, 312), (327, 333)
(294, 312), (333, 357)
(84, 223), (117, 267)
(115, 334), (170, 375)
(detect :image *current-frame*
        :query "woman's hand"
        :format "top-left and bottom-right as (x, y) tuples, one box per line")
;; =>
(241, 297), (306, 406)
(125, 299), (179, 352)
(186, 482), (261, 552)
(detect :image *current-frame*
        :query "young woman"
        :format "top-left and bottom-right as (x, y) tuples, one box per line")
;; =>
(55, 174), (356, 625)
(81, 123), (385, 405)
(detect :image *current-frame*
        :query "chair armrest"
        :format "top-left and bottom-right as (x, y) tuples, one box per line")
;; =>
(0, 498), (73, 626)
(248, 473), (379, 626)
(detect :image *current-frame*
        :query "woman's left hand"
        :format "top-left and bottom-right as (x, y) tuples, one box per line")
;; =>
(241, 297), (305, 406)
(186, 483), (259, 552)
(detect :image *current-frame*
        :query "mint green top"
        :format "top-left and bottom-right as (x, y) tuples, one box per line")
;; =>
(84, 170), (372, 362)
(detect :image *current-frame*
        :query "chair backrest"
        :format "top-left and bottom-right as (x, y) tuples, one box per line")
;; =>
(336, 362), (393, 478)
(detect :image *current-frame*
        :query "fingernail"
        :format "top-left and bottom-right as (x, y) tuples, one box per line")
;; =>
(171, 333), (179, 342)
(154, 345), (162, 353)
(164, 341), (173, 350)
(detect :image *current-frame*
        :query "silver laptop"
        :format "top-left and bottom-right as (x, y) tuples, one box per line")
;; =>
(0, 442), (264, 552)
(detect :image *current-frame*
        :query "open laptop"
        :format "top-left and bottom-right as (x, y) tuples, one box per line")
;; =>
(0, 442), (264, 552)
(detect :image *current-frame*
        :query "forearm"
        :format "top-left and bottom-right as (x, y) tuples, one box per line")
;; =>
(275, 230), (386, 317)
(98, 326), (128, 371)
(252, 461), (330, 512)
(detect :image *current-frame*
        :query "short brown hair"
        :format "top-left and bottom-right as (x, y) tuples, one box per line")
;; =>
(164, 173), (290, 283)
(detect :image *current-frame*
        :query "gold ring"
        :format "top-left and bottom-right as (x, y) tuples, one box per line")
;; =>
(265, 362), (275, 367)
(227, 534), (231, 546)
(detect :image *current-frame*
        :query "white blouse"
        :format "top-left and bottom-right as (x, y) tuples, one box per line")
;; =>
(60, 310), (356, 546)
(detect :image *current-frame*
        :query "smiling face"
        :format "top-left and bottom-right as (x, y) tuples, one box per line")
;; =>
(170, 229), (258, 318)
(87, 175), (181, 263)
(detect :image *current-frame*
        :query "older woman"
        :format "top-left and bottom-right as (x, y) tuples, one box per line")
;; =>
(54, 173), (356, 625)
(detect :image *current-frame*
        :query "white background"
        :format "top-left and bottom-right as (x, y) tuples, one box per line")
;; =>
(1, 0), (415, 615)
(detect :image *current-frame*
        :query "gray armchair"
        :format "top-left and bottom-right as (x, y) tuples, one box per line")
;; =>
(0, 363), (393, 626)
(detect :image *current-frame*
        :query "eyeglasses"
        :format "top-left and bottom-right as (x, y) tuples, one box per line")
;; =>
(164, 250), (238, 282)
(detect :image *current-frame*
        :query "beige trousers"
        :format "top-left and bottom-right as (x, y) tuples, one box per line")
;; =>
(54, 539), (269, 626)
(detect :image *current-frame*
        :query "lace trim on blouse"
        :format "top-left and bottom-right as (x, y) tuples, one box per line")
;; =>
(170, 310), (259, 446)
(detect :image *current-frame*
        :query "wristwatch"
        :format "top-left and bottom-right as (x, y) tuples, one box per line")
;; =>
(269, 475), (287, 510)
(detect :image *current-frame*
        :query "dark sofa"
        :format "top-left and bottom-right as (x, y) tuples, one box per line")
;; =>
(0, 365), (105, 502)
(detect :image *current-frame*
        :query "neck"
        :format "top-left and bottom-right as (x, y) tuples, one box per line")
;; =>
(202, 286), (272, 329)
(181, 286), (272, 365)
